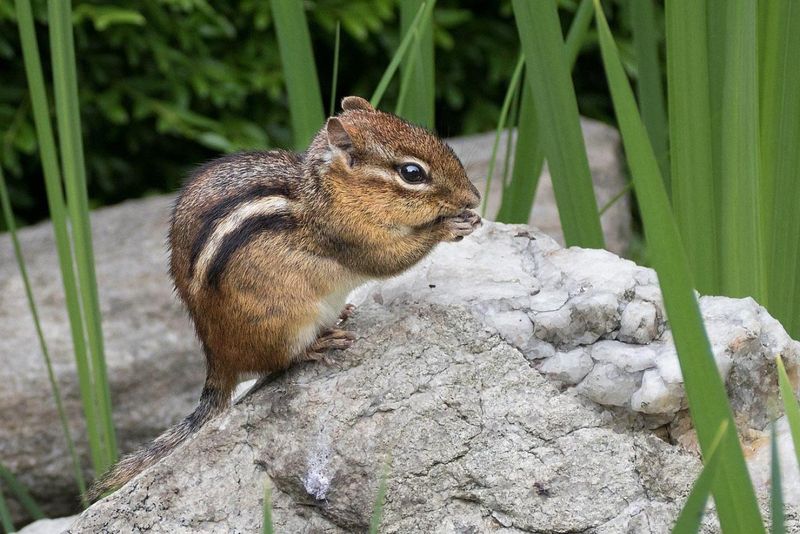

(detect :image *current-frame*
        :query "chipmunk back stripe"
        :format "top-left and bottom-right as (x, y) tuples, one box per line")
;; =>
(190, 196), (291, 292)
(189, 183), (294, 277)
(206, 212), (297, 289)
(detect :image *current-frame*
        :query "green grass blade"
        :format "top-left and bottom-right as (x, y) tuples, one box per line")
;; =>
(262, 479), (273, 534)
(0, 168), (87, 499)
(481, 54), (524, 218)
(497, 0), (592, 224)
(271, 0), (326, 148)
(776, 356), (800, 471)
(0, 487), (13, 534)
(631, 0), (669, 191)
(495, 83), (542, 223)
(0, 464), (44, 521)
(717, 0), (764, 302)
(368, 465), (389, 534)
(770, 421), (785, 534)
(49, 0), (117, 469)
(395, 1), (436, 119)
(329, 21), (341, 116)
(370, 0), (434, 109)
(664, 0), (718, 295)
(593, 3), (765, 532)
(512, 0), (604, 249)
(672, 420), (728, 534)
(760, 1), (800, 338)
(16, 0), (106, 474)
(399, 0), (435, 128)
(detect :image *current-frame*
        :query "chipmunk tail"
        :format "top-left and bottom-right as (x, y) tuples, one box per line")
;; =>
(85, 373), (232, 502)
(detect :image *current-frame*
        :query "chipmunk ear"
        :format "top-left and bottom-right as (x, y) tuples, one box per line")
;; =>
(326, 117), (354, 156)
(341, 96), (375, 113)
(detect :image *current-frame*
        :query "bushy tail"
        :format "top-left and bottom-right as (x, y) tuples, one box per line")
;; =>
(86, 376), (231, 502)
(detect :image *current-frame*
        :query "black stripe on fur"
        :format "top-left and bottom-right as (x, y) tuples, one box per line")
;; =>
(189, 183), (294, 277)
(206, 213), (297, 289)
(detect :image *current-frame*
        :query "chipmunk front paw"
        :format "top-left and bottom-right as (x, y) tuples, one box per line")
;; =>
(440, 210), (482, 242)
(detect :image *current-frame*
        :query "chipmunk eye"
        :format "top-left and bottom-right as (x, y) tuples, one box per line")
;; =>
(397, 163), (428, 184)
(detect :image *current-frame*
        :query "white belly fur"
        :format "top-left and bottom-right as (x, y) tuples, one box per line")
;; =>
(291, 273), (370, 357)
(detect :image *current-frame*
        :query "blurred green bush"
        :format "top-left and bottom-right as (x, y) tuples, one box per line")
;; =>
(0, 0), (629, 227)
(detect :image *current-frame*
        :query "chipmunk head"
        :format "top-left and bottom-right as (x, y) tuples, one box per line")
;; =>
(310, 96), (480, 229)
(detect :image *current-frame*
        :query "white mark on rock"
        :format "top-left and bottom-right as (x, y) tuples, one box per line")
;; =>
(303, 418), (333, 501)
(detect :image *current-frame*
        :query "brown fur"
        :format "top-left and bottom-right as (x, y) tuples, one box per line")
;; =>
(87, 96), (480, 500)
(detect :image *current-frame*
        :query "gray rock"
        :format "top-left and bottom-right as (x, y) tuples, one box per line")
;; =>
(68, 305), (703, 533)
(16, 515), (77, 534)
(449, 119), (632, 255)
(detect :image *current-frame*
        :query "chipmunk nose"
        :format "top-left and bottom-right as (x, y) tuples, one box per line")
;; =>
(463, 181), (481, 209)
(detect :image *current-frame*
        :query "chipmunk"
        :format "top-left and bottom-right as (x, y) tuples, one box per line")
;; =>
(87, 96), (481, 500)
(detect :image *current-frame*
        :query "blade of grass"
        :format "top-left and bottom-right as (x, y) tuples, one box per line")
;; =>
(631, 0), (669, 190)
(593, 3), (765, 532)
(271, 0), (326, 148)
(16, 0), (106, 474)
(500, 78), (522, 191)
(399, 0), (435, 128)
(770, 421), (785, 534)
(759, 1), (800, 338)
(776, 356), (800, 470)
(717, 0), (764, 302)
(262, 479), (273, 534)
(664, 0), (718, 295)
(496, 0), (593, 223)
(0, 167), (87, 500)
(481, 54), (524, 218)
(329, 21), (341, 117)
(672, 420), (728, 534)
(396, 1), (437, 118)
(368, 462), (390, 534)
(0, 465), (44, 521)
(512, 0), (604, 249)
(370, 0), (434, 109)
(49, 0), (117, 469)
(0, 487), (13, 534)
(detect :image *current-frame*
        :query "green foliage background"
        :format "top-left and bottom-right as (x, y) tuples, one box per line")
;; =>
(0, 0), (630, 227)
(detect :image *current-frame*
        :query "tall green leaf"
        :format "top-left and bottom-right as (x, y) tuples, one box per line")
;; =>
(717, 0), (764, 301)
(368, 465), (389, 534)
(329, 21), (341, 117)
(271, 0), (326, 148)
(16, 0), (108, 475)
(48, 0), (117, 469)
(770, 421), (785, 534)
(776, 356), (800, 471)
(399, 0), (435, 128)
(262, 479), (273, 534)
(0, 167), (86, 499)
(512, 0), (604, 249)
(672, 421), (727, 534)
(664, 0), (718, 294)
(370, 1), (434, 109)
(481, 54), (524, 218)
(496, 0), (593, 224)
(593, 3), (764, 532)
(631, 0), (669, 190)
(0, 487), (13, 534)
(0, 464), (44, 521)
(760, 1), (800, 338)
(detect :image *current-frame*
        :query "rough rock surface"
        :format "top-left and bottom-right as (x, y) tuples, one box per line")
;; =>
(69, 305), (705, 533)
(449, 119), (631, 255)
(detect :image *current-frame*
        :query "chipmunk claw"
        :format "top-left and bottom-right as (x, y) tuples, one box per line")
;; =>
(305, 328), (356, 365)
(338, 303), (356, 324)
(443, 210), (482, 241)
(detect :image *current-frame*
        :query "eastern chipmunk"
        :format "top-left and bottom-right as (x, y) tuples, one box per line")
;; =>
(88, 96), (481, 500)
